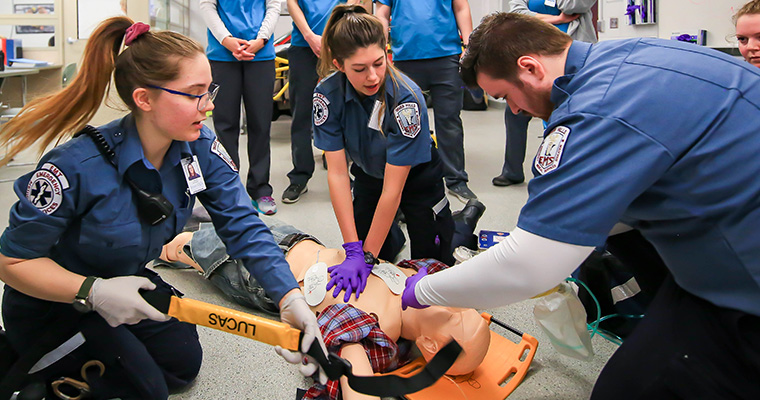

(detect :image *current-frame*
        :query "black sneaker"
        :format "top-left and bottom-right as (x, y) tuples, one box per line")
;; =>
(282, 183), (308, 204)
(447, 183), (477, 203)
(492, 174), (524, 187)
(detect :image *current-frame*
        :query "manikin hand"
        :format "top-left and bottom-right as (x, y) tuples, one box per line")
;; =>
(89, 276), (171, 327)
(275, 291), (328, 384)
(401, 267), (430, 310)
(326, 241), (373, 302)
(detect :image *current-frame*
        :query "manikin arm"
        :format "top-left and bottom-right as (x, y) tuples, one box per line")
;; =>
(339, 343), (380, 400)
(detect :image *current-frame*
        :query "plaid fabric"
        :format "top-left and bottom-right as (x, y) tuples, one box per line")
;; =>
(398, 258), (450, 275)
(304, 303), (399, 400)
(303, 259), (448, 399)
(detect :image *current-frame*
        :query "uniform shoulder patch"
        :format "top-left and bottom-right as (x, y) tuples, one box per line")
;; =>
(211, 139), (238, 172)
(535, 126), (570, 175)
(26, 163), (69, 215)
(393, 102), (421, 139)
(313, 92), (330, 126)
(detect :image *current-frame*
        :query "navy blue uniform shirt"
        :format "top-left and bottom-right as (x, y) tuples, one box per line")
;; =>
(518, 39), (760, 316)
(1, 115), (297, 304)
(312, 72), (432, 179)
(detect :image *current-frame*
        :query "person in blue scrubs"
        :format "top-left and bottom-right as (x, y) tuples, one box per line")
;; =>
(0, 17), (322, 398)
(403, 13), (760, 398)
(282, 0), (353, 204)
(494, 0), (596, 187)
(374, 0), (477, 203)
(200, 0), (280, 215)
(314, 5), (455, 302)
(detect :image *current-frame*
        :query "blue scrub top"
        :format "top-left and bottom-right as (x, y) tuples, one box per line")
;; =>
(517, 39), (760, 317)
(312, 71), (433, 179)
(375, 0), (461, 61)
(528, 0), (569, 33)
(0, 115), (298, 305)
(290, 0), (346, 48)
(206, 0), (276, 62)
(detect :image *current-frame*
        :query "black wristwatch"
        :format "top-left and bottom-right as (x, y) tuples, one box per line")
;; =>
(364, 250), (379, 266)
(72, 276), (97, 313)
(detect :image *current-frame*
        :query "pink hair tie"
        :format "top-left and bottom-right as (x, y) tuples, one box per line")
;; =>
(125, 22), (150, 46)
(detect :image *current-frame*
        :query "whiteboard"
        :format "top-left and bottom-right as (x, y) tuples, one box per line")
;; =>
(77, 0), (125, 39)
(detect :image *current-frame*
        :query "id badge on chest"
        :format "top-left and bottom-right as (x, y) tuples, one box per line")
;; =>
(545, 0), (557, 7)
(181, 155), (206, 195)
(368, 100), (384, 131)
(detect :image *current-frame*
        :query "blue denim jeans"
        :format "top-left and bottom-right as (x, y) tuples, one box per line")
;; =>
(183, 220), (321, 315)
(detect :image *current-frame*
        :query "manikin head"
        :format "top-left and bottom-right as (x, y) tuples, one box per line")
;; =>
(401, 306), (491, 376)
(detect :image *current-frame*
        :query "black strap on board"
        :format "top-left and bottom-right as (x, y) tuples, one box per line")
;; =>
(140, 290), (462, 397)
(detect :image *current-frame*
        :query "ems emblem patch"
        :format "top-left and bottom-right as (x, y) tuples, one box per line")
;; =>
(393, 102), (420, 138)
(26, 163), (69, 215)
(313, 93), (330, 126)
(535, 126), (570, 175)
(211, 139), (238, 172)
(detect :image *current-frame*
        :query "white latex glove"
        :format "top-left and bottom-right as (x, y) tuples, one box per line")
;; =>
(274, 292), (328, 384)
(90, 276), (171, 327)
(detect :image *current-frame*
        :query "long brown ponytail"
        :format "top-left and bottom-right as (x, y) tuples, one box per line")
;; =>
(0, 16), (204, 167)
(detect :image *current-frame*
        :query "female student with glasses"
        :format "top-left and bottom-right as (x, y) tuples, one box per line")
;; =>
(0, 18), (321, 399)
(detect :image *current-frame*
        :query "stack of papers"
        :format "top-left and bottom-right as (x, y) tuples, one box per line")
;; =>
(8, 58), (51, 68)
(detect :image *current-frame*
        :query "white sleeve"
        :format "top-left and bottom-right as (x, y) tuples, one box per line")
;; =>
(556, 0), (597, 15)
(509, 0), (536, 16)
(257, 0), (282, 40)
(414, 227), (594, 309)
(200, 0), (233, 44)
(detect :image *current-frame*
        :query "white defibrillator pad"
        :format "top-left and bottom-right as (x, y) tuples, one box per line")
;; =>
(303, 261), (328, 306)
(372, 263), (406, 295)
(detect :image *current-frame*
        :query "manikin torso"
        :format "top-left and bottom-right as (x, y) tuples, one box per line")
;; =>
(285, 240), (412, 342)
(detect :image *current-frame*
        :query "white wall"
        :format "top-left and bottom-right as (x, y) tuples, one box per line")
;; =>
(598, 0), (748, 48)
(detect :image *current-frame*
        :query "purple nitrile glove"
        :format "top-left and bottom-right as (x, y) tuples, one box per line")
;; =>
(401, 267), (430, 310)
(326, 241), (373, 302)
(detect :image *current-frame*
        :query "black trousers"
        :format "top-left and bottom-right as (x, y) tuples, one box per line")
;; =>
(395, 55), (468, 188)
(210, 60), (275, 199)
(590, 275), (760, 400)
(351, 147), (455, 265)
(499, 108), (531, 182)
(286, 46), (319, 186)
(2, 270), (202, 400)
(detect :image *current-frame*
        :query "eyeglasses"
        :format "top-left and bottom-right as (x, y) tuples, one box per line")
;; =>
(147, 82), (220, 111)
